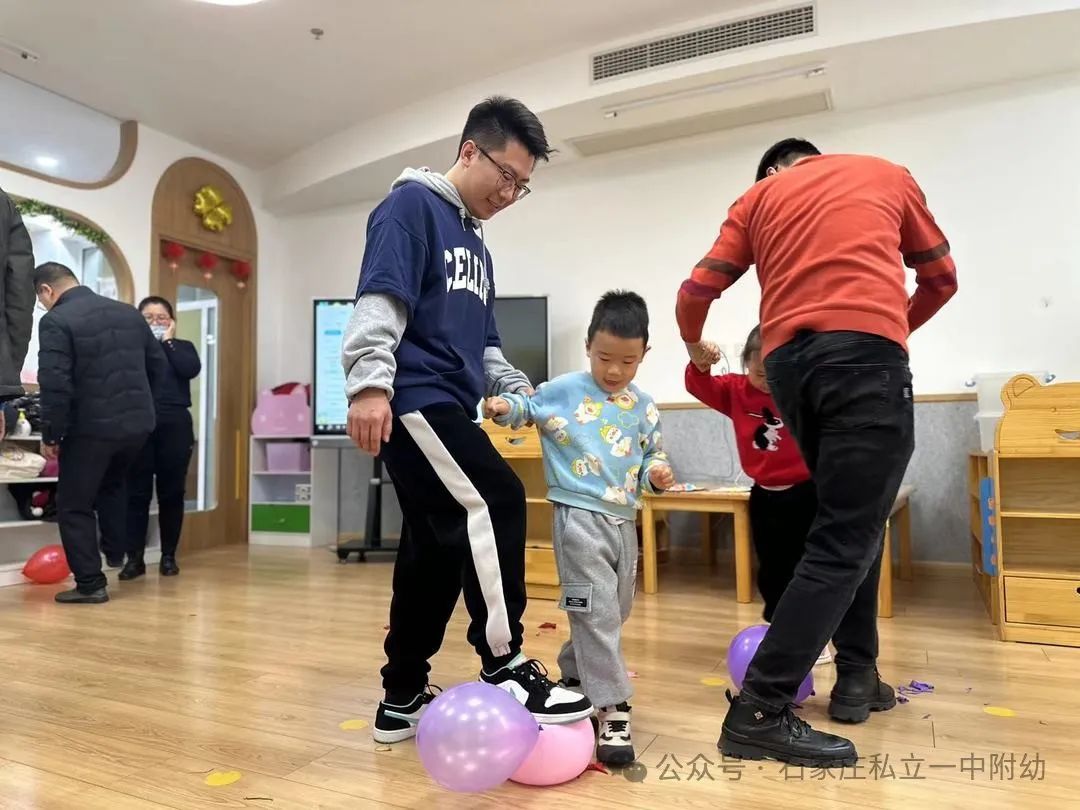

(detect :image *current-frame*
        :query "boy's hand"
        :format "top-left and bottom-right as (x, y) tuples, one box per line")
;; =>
(484, 397), (511, 420)
(649, 464), (675, 490)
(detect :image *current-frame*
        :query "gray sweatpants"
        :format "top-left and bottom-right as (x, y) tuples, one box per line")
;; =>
(553, 504), (637, 709)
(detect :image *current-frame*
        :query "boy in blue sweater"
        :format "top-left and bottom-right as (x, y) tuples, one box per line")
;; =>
(487, 291), (674, 765)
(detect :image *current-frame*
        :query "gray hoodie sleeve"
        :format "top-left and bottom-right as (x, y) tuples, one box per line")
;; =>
(484, 347), (532, 396)
(341, 293), (407, 400)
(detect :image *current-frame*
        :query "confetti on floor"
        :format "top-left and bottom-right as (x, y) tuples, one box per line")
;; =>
(700, 676), (726, 687)
(539, 622), (557, 630)
(983, 706), (1016, 718)
(897, 680), (934, 702)
(585, 762), (610, 775)
(204, 771), (243, 787)
(627, 670), (638, 679)
(374, 745), (392, 753)
(339, 718), (370, 731)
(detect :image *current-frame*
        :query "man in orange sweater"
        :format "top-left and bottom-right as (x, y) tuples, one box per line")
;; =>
(677, 139), (956, 767)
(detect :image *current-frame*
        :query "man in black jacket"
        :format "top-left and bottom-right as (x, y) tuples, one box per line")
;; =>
(0, 189), (36, 428)
(34, 262), (165, 604)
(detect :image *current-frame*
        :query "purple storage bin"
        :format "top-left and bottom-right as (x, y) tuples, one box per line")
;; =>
(266, 442), (311, 473)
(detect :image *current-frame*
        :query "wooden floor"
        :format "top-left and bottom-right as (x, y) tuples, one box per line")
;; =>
(0, 546), (1075, 809)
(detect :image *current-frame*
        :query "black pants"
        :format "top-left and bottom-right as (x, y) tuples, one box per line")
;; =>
(749, 480), (817, 623)
(57, 435), (148, 592)
(128, 411), (195, 559)
(742, 331), (914, 712)
(379, 403), (526, 698)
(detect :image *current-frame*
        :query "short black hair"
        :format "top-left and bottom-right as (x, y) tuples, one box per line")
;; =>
(587, 290), (649, 346)
(742, 325), (762, 367)
(459, 96), (554, 163)
(755, 138), (821, 182)
(138, 295), (175, 319)
(33, 262), (77, 291)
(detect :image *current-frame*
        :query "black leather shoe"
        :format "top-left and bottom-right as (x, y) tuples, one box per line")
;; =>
(105, 553), (125, 569)
(719, 690), (857, 767)
(159, 555), (180, 576)
(55, 587), (109, 604)
(829, 668), (896, 723)
(119, 560), (146, 581)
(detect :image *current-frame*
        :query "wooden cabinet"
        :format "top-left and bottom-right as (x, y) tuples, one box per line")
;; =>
(994, 375), (1080, 645)
(482, 421), (560, 601)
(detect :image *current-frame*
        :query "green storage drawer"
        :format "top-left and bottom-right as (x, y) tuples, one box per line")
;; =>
(252, 504), (310, 533)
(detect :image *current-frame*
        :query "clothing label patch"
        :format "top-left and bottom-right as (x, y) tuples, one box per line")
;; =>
(565, 596), (588, 609)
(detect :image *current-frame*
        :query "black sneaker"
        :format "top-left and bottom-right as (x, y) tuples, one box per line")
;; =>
(159, 555), (180, 577)
(55, 587), (109, 605)
(597, 702), (635, 766)
(481, 655), (593, 724)
(119, 559), (146, 581)
(373, 685), (440, 744)
(557, 676), (582, 691)
(829, 668), (896, 723)
(104, 554), (125, 569)
(719, 690), (857, 768)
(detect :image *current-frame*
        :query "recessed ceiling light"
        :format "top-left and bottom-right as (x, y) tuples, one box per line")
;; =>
(195, 0), (267, 6)
(34, 155), (59, 169)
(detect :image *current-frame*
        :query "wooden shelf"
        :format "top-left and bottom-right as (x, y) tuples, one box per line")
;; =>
(1000, 510), (1080, 521)
(1001, 567), (1080, 580)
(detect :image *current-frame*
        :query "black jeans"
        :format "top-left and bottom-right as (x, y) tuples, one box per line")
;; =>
(378, 403), (526, 698)
(749, 480), (817, 623)
(741, 331), (914, 712)
(57, 435), (149, 592)
(128, 411), (195, 559)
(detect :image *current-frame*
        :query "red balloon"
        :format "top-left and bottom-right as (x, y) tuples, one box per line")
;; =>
(22, 544), (71, 584)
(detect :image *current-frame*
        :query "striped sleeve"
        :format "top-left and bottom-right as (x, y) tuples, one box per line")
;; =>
(676, 197), (753, 343)
(899, 169), (957, 332)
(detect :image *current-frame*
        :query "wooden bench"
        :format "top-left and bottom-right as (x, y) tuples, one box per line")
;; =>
(640, 483), (914, 617)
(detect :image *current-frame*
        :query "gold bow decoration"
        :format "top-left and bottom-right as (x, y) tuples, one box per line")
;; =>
(193, 185), (233, 233)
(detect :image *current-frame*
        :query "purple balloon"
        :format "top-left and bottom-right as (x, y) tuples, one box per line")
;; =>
(727, 624), (814, 704)
(416, 682), (540, 793)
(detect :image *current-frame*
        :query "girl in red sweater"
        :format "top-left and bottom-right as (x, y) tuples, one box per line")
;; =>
(686, 326), (829, 664)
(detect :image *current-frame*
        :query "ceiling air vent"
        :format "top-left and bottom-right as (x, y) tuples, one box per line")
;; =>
(592, 5), (815, 82)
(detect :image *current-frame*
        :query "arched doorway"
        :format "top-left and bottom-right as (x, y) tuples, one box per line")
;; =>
(150, 158), (256, 552)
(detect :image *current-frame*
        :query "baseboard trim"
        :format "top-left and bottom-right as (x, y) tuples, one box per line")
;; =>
(249, 532), (316, 548)
(0, 548), (163, 589)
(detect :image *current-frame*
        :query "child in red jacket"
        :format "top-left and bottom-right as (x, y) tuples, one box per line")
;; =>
(686, 326), (829, 664)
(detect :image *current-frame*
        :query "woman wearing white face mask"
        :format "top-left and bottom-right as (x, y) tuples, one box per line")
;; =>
(119, 296), (201, 580)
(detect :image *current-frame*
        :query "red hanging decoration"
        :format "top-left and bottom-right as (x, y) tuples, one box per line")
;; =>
(231, 259), (252, 289)
(196, 251), (219, 280)
(161, 240), (185, 271)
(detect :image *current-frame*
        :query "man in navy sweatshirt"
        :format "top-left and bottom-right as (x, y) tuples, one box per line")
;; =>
(342, 97), (593, 743)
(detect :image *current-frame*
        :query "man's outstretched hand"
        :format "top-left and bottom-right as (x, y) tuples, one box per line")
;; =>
(347, 389), (393, 455)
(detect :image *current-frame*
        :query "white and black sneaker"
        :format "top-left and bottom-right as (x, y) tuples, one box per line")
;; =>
(373, 684), (441, 744)
(481, 654), (593, 724)
(597, 703), (635, 766)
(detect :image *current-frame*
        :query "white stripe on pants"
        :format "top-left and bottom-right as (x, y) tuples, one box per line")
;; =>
(400, 412), (513, 657)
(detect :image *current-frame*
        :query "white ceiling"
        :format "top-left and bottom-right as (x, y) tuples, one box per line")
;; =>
(0, 0), (747, 167)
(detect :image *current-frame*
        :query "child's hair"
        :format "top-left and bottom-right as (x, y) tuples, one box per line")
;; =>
(587, 290), (649, 346)
(741, 325), (762, 368)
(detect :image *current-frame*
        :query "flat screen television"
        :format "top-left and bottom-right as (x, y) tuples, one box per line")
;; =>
(312, 295), (550, 435)
(493, 296), (549, 388)
(312, 298), (353, 435)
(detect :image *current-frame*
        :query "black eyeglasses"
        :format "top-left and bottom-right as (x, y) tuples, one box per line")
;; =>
(475, 144), (531, 201)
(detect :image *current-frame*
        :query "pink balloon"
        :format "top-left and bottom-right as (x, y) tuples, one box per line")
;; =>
(510, 718), (596, 786)
(727, 624), (814, 704)
(22, 544), (70, 585)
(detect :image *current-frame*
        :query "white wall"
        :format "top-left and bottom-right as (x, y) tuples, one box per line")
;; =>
(0, 123), (286, 390)
(271, 71), (1080, 400)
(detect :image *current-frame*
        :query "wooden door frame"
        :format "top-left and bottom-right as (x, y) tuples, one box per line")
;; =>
(150, 158), (257, 549)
